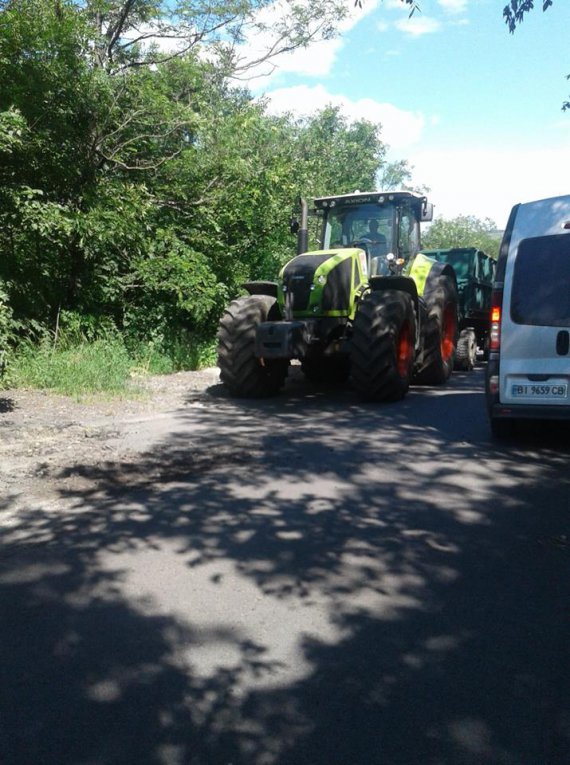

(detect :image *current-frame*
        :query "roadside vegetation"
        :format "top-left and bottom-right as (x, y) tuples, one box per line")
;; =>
(0, 0), (498, 396)
(421, 216), (501, 260)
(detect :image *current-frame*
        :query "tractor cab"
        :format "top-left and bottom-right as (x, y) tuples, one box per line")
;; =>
(314, 191), (433, 276)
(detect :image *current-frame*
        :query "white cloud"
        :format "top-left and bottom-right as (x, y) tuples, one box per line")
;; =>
(262, 84), (425, 150)
(437, 0), (468, 14)
(240, 0), (383, 84)
(384, 0), (407, 9)
(270, 38), (345, 79)
(408, 144), (570, 226)
(395, 16), (442, 36)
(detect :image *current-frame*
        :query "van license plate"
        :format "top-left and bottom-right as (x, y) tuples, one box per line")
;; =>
(511, 383), (568, 399)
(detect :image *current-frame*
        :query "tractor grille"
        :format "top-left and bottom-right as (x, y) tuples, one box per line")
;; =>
(321, 258), (352, 311)
(287, 276), (312, 311)
(282, 254), (331, 312)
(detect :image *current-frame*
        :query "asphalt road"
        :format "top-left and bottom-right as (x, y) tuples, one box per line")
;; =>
(1, 366), (570, 765)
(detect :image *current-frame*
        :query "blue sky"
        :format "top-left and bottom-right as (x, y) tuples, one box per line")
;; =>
(248, 0), (570, 227)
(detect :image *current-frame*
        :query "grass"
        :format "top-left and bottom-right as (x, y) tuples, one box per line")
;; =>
(9, 337), (134, 397)
(7, 333), (218, 398)
(130, 334), (218, 376)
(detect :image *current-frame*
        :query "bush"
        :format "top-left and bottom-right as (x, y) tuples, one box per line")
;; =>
(0, 280), (16, 378)
(129, 331), (217, 375)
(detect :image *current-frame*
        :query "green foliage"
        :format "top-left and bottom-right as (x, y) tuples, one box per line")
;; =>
(0, 279), (15, 375)
(0, 108), (26, 154)
(293, 106), (385, 198)
(130, 332), (217, 375)
(0, 0), (403, 388)
(422, 215), (501, 260)
(124, 230), (227, 340)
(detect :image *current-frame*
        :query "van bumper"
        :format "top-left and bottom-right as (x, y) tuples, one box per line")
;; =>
(489, 403), (570, 421)
(486, 353), (570, 421)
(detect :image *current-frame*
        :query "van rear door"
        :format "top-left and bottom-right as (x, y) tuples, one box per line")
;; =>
(500, 197), (570, 407)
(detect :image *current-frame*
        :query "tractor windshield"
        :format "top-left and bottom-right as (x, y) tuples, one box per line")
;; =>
(322, 202), (397, 275)
(323, 203), (395, 250)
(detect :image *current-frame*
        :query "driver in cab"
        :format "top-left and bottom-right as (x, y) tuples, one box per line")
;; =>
(362, 219), (389, 275)
(364, 219), (388, 253)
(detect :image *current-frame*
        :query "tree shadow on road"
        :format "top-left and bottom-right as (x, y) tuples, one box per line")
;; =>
(1, 370), (570, 764)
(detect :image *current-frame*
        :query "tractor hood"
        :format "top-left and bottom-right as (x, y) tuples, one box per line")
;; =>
(278, 248), (368, 319)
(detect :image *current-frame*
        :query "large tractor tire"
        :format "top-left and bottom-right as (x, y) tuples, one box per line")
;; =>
(414, 274), (458, 385)
(217, 295), (289, 397)
(350, 290), (416, 402)
(455, 328), (477, 371)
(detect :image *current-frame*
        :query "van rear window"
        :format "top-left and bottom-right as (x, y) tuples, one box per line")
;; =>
(511, 234), (570, 327)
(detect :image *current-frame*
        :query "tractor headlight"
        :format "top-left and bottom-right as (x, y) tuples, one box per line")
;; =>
(317, 275), (326, 285)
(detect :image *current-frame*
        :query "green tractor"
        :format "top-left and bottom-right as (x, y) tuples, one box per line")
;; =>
(421, 247), (496, 371)
(217, 191), (459, 401)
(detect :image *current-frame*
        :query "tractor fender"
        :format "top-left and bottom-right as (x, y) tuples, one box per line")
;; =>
(242, 281), (278, 298)
(368, 275), (419, 313)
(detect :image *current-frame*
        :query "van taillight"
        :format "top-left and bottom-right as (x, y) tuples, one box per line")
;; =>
(490, 289), (503, 351)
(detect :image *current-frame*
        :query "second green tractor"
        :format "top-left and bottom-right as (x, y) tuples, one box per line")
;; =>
(218, 191), (459, 401)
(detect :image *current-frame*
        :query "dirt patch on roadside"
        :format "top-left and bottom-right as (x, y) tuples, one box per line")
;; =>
(0, 368), (220, 502)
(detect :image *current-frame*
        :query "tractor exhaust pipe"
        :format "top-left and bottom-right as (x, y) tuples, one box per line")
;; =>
(297, 197), (309, 255)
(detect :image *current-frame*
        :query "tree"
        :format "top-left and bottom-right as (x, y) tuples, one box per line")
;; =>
(377, 158), (429, 194)
(421, 215), (501, 260)
(503, 0), (554, 33)
(0, 0), (389, 358)
(78, 0), (349, 76)
(292, 106), (385, 198)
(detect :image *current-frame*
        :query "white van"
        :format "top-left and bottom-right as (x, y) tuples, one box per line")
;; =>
(486, 194), (570, 437)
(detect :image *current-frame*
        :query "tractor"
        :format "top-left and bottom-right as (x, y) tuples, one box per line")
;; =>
(217, 191), (459, 401)
(421, 247), (496, 370)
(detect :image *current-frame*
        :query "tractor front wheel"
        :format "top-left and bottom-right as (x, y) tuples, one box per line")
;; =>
(350, 290), (416, 402)
(217, 295), (289, 397)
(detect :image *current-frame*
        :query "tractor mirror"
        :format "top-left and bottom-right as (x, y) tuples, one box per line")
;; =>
(420, 202), (434, 222)
(290, 218), (300, 234)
